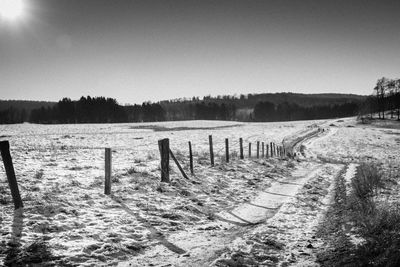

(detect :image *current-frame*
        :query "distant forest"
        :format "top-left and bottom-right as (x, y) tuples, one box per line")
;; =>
(0, 92), (367, 124)
(360, 77), (400, 120)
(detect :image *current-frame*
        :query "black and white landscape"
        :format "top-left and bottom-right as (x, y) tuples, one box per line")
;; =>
(1, 1), (400, 266)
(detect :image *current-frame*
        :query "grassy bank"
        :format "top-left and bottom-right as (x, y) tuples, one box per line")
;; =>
(317, 162), (400, 266)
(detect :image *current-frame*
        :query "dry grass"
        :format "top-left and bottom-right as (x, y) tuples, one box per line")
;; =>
(318, 162), (400, 266)
(347, 162), (400, 266)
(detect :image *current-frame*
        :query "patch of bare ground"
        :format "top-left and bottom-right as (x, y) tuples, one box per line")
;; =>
(357, 117), (400, 130)
(129, 124), (243, 132)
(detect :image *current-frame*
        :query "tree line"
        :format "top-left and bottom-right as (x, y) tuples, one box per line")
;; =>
(361, 77), (400, 120)
(0, 92), (367, 124)
(29, 96), (167, 124)
(253, 101), (359, 122)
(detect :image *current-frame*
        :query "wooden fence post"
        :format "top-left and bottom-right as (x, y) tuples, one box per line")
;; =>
(104, 148), (112, 195)
(262, 142), (265, 158)
(158, 138), (170, 182)
(209, 135), (214, 166)
(270, 142), (273, 157)
(0, 141), (23, 209)
(257, 141), (260, 158)
(188, 141), (194, 175)
(225, 138), (229, 163)
(239, 138), (244, 159)
(266, 144), (269, 158)
(248, 143), (252, 158)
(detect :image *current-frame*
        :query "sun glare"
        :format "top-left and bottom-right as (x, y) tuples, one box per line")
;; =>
(0, 0), (24, 22)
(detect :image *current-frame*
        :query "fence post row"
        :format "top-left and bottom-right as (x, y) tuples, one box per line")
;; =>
(239, 138), (244, 159)
(209, 135), (214, 167)
(248, 143), (251, 158)
(158, 138), (170, 182)
(188, 141), (194, 175)
(225, 138), (229, 163)
(0, 141), (23, 209)
(104, 148), (112, 195)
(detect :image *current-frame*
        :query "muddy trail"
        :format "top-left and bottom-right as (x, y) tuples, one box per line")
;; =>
(118, 125), (347, 267)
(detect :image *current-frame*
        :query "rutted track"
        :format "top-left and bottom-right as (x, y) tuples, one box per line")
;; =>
(282, 125), (323, 158)
(119, 125), (343, 267)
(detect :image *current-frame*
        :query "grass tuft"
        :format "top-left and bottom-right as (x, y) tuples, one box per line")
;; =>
(347, 162), (400, 266)
(34, 170), (44, 179)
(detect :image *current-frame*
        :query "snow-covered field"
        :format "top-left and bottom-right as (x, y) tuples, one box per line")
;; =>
(0, 118), (399, 266)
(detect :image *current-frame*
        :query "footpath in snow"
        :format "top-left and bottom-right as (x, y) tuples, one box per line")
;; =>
(120, 124), (343, 266)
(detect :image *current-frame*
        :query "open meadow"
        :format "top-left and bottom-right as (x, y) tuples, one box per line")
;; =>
(1, 117), (399, 266)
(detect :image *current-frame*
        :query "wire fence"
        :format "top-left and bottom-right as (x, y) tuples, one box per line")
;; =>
(0, 125), (317, 211)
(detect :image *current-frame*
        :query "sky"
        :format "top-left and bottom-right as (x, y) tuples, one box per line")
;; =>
(1, 0), (399, 105)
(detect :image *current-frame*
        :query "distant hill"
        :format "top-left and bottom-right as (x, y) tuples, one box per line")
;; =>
(0, 92), (367, 124)
(0, 100), (56, 124)
(0, 100), (56, 112)
(159, 92), (367, 121)
(160, 92), (366, 108)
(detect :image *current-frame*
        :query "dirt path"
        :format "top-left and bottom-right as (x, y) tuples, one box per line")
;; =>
(118, 126), (343, 267)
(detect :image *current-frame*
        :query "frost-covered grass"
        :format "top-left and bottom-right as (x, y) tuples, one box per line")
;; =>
(0, 120), (319, 266)
(2, 118), (398, 266)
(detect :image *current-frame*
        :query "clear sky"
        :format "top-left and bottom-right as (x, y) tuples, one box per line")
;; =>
(1, 0), (399, 104)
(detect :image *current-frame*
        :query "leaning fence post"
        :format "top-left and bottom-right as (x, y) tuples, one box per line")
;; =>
(0, 141), (23, 209)
(248, 143), (252, 158)
(239, 138), (244, 159)
(209, 135), (214, 166)
(225, 138), (229, 163)
(257, 141), (260, 158)
(104, 148), (112, 195)
(169, 149), (189, 179)
(188, 141), (194, 175)
(158, 138), (170, 182)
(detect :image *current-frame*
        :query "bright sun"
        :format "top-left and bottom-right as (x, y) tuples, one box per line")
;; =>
(0, 0), (24, 21)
